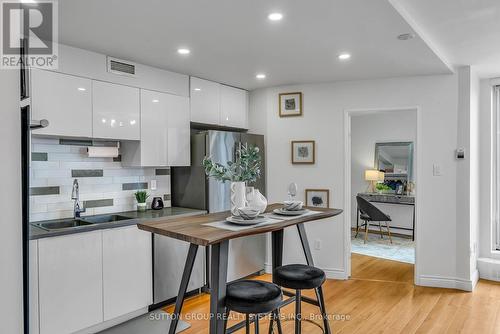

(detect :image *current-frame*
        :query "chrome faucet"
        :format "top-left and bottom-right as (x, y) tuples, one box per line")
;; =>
(71, 179), (86, 218)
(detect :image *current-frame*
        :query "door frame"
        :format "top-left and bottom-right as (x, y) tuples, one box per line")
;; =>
(343, 106), (422, 284)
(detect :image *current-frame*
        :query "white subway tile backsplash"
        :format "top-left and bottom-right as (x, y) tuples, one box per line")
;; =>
(33, 143), (71, 153)
(30, 137), (171, 222)
(31, 161), (60, 169)
(34, 169), (72, 179)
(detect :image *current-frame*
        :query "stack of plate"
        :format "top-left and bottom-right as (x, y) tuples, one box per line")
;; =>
(273, 208), (309, 216)
(226, 215), (266, 225)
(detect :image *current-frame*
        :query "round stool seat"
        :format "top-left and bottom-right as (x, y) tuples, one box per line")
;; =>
(226, 280), (282, 314)
(273, 264), (326, 290)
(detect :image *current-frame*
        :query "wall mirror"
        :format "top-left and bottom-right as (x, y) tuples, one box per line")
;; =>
(374, 142), (414, 181)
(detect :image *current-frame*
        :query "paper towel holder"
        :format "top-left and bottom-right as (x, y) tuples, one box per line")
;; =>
(86, 141), (120, 158)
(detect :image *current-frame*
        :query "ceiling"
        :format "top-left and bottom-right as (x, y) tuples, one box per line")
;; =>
(392, 0), (500, 78)
(57, 0), (452, 90)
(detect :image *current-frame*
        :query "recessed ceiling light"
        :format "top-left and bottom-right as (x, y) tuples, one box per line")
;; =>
(397, 33), (415, 40)
(152, 99), (159, 103)
(77, 87), (86, 91)
(193, 88), (201, 91)
(268, 12), (283, 21)
(256, 73), (266, 79)
(177, 48), (190, 55)
(130, 120), (136, 125)
(338, 53), (351, 60)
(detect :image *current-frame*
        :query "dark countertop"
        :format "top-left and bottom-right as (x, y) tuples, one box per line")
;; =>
(29, 207), (207, 240)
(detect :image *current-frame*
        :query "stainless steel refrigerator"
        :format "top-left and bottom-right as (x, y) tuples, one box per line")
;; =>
(172, 130), (267, 282)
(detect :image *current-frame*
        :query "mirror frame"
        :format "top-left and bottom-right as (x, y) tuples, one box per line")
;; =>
(374, 141), (414, 181)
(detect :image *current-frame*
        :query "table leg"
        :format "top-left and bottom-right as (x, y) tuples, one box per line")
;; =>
(412, 205), (415, 241)
(297, 223), (331, 334)
(210, 240), (229, 334)
(297, 224), (314, 266)
(168, 243), (199, 334)
(271, 229), (284, 271)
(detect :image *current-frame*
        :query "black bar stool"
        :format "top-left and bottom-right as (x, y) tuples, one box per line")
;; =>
(273, 264), (329, 334)
(224, 280), (283, 334)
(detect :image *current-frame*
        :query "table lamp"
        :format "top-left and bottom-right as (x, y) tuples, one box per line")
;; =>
(365, 169), (380, 193)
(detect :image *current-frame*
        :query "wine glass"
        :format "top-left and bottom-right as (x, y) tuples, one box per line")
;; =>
(287, 182), (298, 201)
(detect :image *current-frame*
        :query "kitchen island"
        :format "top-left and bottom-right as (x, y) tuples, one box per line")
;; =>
(138, 203), (343, 334)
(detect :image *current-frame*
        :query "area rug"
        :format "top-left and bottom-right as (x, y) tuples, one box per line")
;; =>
(351, 231), (415, 264)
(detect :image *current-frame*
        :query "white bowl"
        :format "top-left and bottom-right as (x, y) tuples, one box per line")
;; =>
(283, 201), (303, 211)
(237, 207), (261, 220)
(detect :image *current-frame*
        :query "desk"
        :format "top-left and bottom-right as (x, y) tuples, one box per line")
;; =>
(357, 193), (415, 240)
(138, 203), (343, 334)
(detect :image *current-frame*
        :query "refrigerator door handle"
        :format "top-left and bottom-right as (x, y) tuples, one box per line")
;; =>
(29, 119), (49, 130)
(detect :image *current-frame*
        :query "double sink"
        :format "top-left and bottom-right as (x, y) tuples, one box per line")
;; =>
(32, 214), (131, 231)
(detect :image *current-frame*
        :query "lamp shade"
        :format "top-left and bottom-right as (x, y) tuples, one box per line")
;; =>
(377, 171), (385, 181)
(365, 169), (380, 181)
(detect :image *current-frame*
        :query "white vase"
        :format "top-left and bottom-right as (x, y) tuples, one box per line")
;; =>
(246, 187), (268, 214)
(230, 181), (247, 216)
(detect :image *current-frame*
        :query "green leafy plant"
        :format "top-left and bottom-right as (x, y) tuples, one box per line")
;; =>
(202, 144), (262, 183)
(134, 190), (149, 203)
(375, 183), (391, 192)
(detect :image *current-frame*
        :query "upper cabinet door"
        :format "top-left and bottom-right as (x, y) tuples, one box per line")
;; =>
(31, 69), (92, 137)
(92, 81), (140, 140)
(167, 94), (190, 166)
(190, 77), (220, 125)
(140, 89), (169, 166)
(220, 85), (248, 129)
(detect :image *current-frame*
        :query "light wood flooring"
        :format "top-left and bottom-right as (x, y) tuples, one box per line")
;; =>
(164, 253), (500, 333)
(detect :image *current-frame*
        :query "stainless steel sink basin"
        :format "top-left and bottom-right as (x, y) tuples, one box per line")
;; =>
(35, 219), (94, 231)
(81, 214), (131, 224)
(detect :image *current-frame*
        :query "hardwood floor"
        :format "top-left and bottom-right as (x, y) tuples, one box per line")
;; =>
(164, 254), (500, 333)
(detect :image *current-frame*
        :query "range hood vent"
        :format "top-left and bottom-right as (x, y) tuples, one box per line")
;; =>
(107, 56), (136, 76)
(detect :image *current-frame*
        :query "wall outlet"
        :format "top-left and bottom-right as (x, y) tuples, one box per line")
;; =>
(314, 239), (322, 250)
(433, 164), (442, 176)
(151, 180), (157, 190)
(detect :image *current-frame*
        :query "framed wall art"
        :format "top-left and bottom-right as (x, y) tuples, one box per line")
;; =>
(279, 92), (302, 117)
(291, 140), (315, 164)
(305, 189), (330, 208)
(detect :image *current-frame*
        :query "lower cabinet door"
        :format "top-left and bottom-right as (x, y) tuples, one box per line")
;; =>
(38, 231), (103, 334)
(102, 226), (153, 321)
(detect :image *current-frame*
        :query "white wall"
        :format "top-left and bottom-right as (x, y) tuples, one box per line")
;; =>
(249, 73), (477, 289)
(350, 111), (416, 235)
(0, 70), (23, 332)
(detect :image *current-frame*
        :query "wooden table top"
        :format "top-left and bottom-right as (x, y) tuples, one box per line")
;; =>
(137, 203), (343, 246)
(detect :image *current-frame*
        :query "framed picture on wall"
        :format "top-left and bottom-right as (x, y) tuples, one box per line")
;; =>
(305, 189), (330, 208)
(279, 92), (303, 117)
(291, 140), (315, 164)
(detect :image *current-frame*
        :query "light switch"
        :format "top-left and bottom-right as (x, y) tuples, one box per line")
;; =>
(151, 180), (157, 190)
(433, 164), (442, 176)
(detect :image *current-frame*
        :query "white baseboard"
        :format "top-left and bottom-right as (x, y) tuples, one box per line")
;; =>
(418, 273), (477, 292)
(478, 257), (500, 282)
(264, 263), (348, 280)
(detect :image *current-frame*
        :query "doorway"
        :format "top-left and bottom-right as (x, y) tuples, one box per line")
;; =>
(344, 107), (421, 283)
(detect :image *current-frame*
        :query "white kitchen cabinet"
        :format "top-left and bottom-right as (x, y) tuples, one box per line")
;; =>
(220, 85), (248, 129)
(38, 231), (103, 334)
(102, 226), (152, 321)
(29, 240), (39, 334)
(121, 89), (190, 167)
(167, 93), (191, 166)
(190, 77), (220, 125)
(92, 81), (140, 140)
(31, 69), (92, 137)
